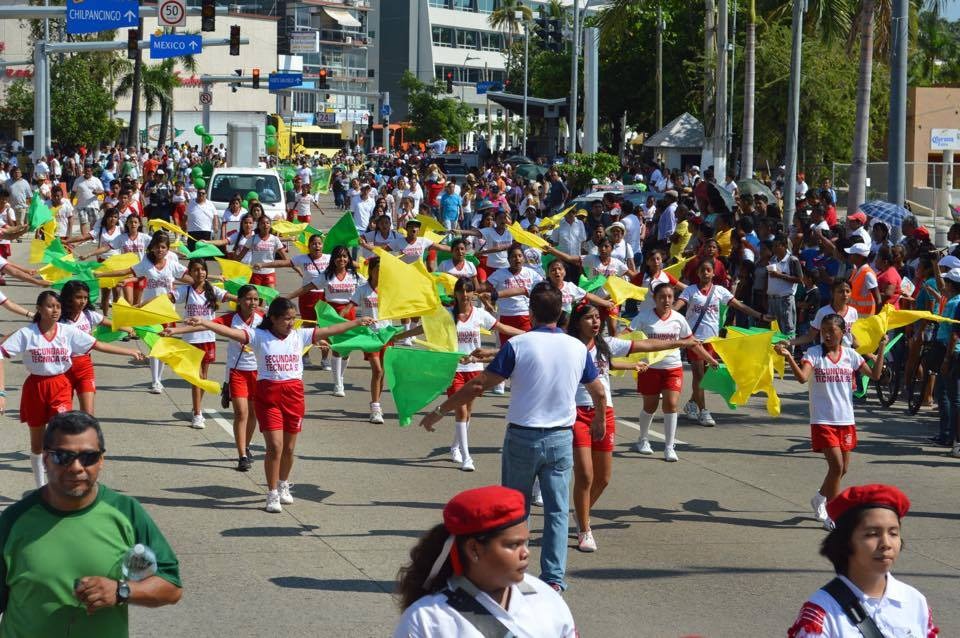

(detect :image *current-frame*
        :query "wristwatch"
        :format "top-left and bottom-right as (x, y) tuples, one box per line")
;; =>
(431, 405), (448, 417)
(116, 579), (131, 606)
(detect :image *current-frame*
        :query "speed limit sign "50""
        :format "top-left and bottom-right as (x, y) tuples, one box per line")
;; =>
(159, 0), (186, 27)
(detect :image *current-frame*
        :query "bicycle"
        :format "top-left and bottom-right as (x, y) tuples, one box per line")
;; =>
(905, 336), (940, 415)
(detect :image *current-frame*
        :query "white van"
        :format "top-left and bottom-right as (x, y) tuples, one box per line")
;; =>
(208, 167), (287, 222)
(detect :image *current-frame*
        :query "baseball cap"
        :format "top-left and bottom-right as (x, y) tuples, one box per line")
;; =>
(945, 268), (960, 284)
(912, 227), (930, 241)
(847, 211), (867, 224)
(843, 243), (870, 257)
(938, 255), (960, 270)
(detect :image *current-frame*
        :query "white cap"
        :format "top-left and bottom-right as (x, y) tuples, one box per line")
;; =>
(634, 174), (644, 182)
(606, 221), (626, 233)
(938, 255), (960, 270)
(155, 169), (164, 175)
(690, 165), (700, 172)
(843, 243), (870, 257)
(590, 178), (599, 184)
(944, 268), (960, 284)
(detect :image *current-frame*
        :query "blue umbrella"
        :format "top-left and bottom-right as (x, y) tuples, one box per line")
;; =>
(858, 200), (910, 228)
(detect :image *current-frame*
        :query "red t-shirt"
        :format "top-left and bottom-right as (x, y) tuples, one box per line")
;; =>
(425, 180), (445, 207)
(877, 265), (902, 309)
(824, 204), (838, 228)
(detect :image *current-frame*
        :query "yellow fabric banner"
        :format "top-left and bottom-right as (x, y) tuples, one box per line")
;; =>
(97, 253), (140, 288)
(707, 330), (781, 416)
(851, 305), (960, 355)
(507, 222), (550, 250)
(414, 215), (446, 234)
(421, 304), (458, 352)
(149, 337), (220, 394)
(664, 255), (694, 280)
(603, 277), (648, 305)
(214, 257), (253, 283)
(111, 296), (181, 328)
(373, 247), (440, 320)
(147, 219), (191, 238)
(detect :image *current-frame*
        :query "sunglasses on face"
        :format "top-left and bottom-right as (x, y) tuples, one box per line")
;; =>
(45, 449), (105, 467)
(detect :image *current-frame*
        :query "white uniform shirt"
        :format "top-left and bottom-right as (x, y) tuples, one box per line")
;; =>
(92, 223), (123, 258)
(479, 227), (514, 269)
(244, 234), (285, 274)
(559, 281), (587, 313)
(788, 574), (936, 638)
(629, 308), (690, 370)
(811, 305), (859, 347)
(312, 272), (365, 305)
(488, 267), (543, 317)
(174, 285), (229, 344)
(352, 197), (376, 231)
(393, 574), (576, 638)
(50, 201), (74, 237)
(637, 271), (676, 315)
(350, 282), (389, 330)
(438, 259), (478, 281)
(186, 199), (219, 233)
(132, 256), (187, 301)
(456, 307), (498, 373)
(246, 327), (315, 381)
(212, 311), (263, 371)
(767, 252), (801, 297)
(63, 309), (104, 337)
(364, 230), (402, 260)
(678, 283), (734, 339)
(0, 204), (16, 248)
(1, 323), (96, 376)
(110, 232), (151, 259)
(293, 193), (314, 219)
(576, 336), (632, 407)
(801, 345), (865, 426)
(581, 254), (628, 279)
(291, 253), (330, 286)
(391, 236), (432, 264)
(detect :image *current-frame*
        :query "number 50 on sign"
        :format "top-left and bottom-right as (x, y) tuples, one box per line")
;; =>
(159, 0), (186, 27)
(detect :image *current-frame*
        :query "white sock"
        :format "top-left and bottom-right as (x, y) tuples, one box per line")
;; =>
(638, 411), (655, 440)
(455, 421), (470, 459)
(663, 412), (678, 449)
(331, 357), (342, 385)
(30, 453), (46, 488)
(149, 357), (164, 384)
(813, 492), (826, 506)
(495, 381), (506, 392)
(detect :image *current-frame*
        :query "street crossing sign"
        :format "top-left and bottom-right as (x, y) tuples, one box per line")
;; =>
(150, 34), (202, 60)
(66, 0), (139, 35)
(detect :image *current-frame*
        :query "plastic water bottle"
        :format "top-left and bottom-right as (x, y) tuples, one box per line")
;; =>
(121, 544), (157, 581)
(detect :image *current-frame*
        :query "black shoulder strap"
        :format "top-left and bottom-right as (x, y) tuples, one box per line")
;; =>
(822, 578), (886, 638)
(443, 587), (515, 638)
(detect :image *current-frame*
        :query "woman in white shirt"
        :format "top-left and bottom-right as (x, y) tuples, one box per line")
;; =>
(235, 215), (290, 287)
(788, 279), (860, 350)
(83, 214), (152, 307)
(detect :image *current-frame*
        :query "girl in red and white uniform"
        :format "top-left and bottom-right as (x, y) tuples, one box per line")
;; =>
(776, 315), (888, 529)
(360, 214), (402, 260)
(459, 208), (513, 280)
(437, 237), (479, 287)
(287, 245), (364, 396)
(674, 258), (770, 426)
(391, 218), (450, 266)
(629, 282), (716, 462)
(346, 257), (394, 424)
(0, 290), (144, 488)
(188, 297), (373, 513)
(789, 279), (860, 350)
(235, 215), (289, 287)
(545, 258), (612, 316)
(67, 207), (124, 314)
(292, 183), (319, 224)
(95, 231), (193, 394)
(83, 214), (152, 307)
(631, 249), (685, 316)
(164, 259), (236, 429)
(568, 301), (691, 552)
(487, 245), (542, 395)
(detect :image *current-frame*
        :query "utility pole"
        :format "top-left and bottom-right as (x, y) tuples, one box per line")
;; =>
(520, 11), (529, 156)
(713, 0), (728, 179)
(782, 0), (805, 226)
(569, 0), (580, 154)
(582, 27), (598, 154)
(702, 0), (716, 169)
(656, 1), (663, 132)
(887, 0), (908, 205)
(727, 0), (737, 157)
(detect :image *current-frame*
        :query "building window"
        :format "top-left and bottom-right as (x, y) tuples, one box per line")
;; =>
(476, 0), (499, 13)
(293, 91), (317, 113)
(431, 26), (455, 47)
(480, 31), (503, 50)
(452, 0), (474, 10)
(456, 29), (479, 49)
(463, 67), (481, 83)
(429, 0), (449, 7)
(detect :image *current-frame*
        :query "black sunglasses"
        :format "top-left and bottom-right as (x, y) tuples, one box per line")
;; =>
(45, 449), (105, 467)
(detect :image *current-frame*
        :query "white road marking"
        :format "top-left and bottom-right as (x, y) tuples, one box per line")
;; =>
(204, 408), (234, 437)
(616, 419), (688, 445)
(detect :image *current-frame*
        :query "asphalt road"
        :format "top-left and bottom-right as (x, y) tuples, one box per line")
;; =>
(0, 201), (956, 637)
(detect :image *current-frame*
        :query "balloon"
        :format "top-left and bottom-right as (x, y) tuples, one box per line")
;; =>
(265, 125), (277, 135)
(194, 124), (206, 135)
(283, 167), (296, 180)
(202, 134), (213, 145)
(284, 180), (294, 192)
(245, 190), (259, 201)
(191, 166), (203, 177)
(193, 178), (206, 189)
(265, 136), (276, 148)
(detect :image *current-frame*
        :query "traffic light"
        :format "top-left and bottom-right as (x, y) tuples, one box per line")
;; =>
(276, 0), (291, 55)
(446, 71), (453, 93)
(252, 68), (260, 89)
(126, 28), (139, 60)
(318, 68), (329, 90)
(229, 25), (240, 56)
(201, 0), (216, 32)
(534, 17), (549, 42)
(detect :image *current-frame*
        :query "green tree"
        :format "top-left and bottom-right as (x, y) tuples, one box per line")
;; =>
(399, 71), (474, 144)
(115, 49), (197, 149)
(909, 11), (960, 85)
(49, 55), (122, 147)
(0, 80), (34, 129)
(561, 152), (622, 193)
(489, 0), (533, 88)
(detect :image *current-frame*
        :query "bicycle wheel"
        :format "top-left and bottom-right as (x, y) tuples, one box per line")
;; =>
(906, 369), (929, 415)
(875, 365), (900, 407)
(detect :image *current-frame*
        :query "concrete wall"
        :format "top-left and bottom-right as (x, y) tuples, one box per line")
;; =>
(906, 86), (960, 190)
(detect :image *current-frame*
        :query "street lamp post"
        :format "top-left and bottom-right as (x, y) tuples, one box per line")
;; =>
(464, 54), (480, 149)
(518, 11), (529, 157)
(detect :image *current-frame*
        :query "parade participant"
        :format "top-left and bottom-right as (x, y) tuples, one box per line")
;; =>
(224, 212), (256, 262)
(162, 259), (235, 429)
(0, 291), (145, 488)
(286, 245), (364, 397)
(675, 258), (771, 426)
(631, 248), (685, 315)
(47, 186), (74, 239)
(95, 231), (193, 394)
(83, 214), (152, 307)
(360, 213), (403, 259)
(459, 209), (514, 279)
(787, 484), (937, 638)
(186, 297), (374, 512)
(544, 258), (612, 316)
(292, 182), (320, 224)
(235, 215), (289, 287)
(391, 218), (450, 266)
(776, 316), (888, 529)
(845, 242), (880, 317)
(185, 188), (219, 250)
(630, 283), (716, 461)
(345, 256), (392, 424)
(437, 237), (479, 288)
(789, 279), (859, 349)
(567, 301), (691, 551)
(606, 222), (636, 272)
(393, 485), (576, 637)
(69, 207), (124, 314)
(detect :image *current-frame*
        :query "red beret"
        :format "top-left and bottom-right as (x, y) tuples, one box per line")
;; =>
(826, 484), (911, 523)
(912, 227), (930, 241)
(443, 486), (527, 537)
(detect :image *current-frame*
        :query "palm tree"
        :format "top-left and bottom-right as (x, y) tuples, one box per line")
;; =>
(846, 0), (875, 212)
(115, 52), (197, 150)
(489, 0), (532, 89)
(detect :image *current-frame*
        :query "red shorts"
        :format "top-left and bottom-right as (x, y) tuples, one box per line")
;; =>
(21, 374), (73, 428)
(573, 405), (616, 451)
(636, 366), (684, 396)
(195, 341), (216, 365)
(254, 379), (304, 433)
(498, 314), (531, 345)
(123, 276), (147, 290)
(477, 258), (494, 282)
(251, 272), (276, 287)
(811, 424), (857, 452)
(328, 301), (356, 321)
(447, 370), (481, 396)
(298, 290), (325, 322)
(66, 354), (96, 394)
(687, 342), (716, 364)
(364, 345), (387, 362)
(0, 244), (11, 258)
(297, 215), (311, 224)
(229, 368), (258, 399)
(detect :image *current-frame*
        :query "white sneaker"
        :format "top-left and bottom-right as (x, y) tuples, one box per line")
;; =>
(320, 359), (332, 371)
(190, 414), (205, 429)
(810, 495), (828, 522)
(369, 405), (384, 424)
(492, 383), (505, 396)
(577, 530), (597, 552)
(278, 481), (294, 505)
(664, 446), (679, 462)
(698, 410), (716, 427)
(822, 517), (836, 531)
(149, 382), (163, 394)
(531, 479), (544, 507)
(634, 438), (653, 455)
(683, 400), (700, 421)
(460, 457), (476, 472)
(950, 443), (960, 458)
(265, 490), (282, 513)
(450, 446), (463, 464)
(333, 383), (345, 397)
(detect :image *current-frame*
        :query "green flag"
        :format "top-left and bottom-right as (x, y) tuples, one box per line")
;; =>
(853, 333), (903, 399)
(311, 167), (332, 195)
(322, 213), (359, 254)
(329, 325), (403, 355)
(718, 303), (729, 330)
(178, 242), (223, 259)
(578, 273), (607, 293)
(383, 347), (463, 427)
(92, 325), (128, 343)
(52, 275), (100, 304)
(541, 252), (557, 273)
(40, 238), (68, 264)
(700, 364), (739, 410)
(28, 193), (54, 231)
(223, 278), (279, 306)
(133, 325), (163, 349)
(313, 299), (347, 326)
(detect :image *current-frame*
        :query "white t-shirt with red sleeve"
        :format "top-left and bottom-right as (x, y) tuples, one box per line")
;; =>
(559, 281), (587, 313)
(245, 326), (315, 381)
(582, 254), (628, 278)
(488, 267), (543, 317)
(174, 285), (229, 344)
(391, 236), (433, 264)
(63, 309), (104, 336)
(576, 336), (633, 406)
(801, 345), (865, 426)
(637, 270), (679, 314)
(456, 307), (498, 373)
(1, 323), (96, 376)
(212, 311), (263, 371)
(291, 253), (330, 286)
(438, 259), (478, 281)
(810, 305), (859, 347)
(245, 233), (285, 273)
(311, 271), (366, 305)
(110, 231), (152, 259)
(629, 307), (690, 370)
(479, 227), (513, 269)
(132, 255), (187, 301)
(350, 282), (390, 331)
(678, 283), (735, 339)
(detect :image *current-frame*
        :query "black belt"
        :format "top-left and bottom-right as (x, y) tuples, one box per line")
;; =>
(508, 423), (572, 432)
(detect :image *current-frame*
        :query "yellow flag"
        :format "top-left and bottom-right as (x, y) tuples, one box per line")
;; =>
(415, 214), (446, 234)
(38, 262), (74, 284)
(30, 238), (51, 264)
(610, 329), (671, 377)
(97, 253), (140, 288)
(214, 257), (252, 283)
(271, 220), (308, 237)
(147, 219), (191, 239)
(111, 296), (181, 328)
(374, 247), (440, 320)
(433, 271), (458, 295)
(357, 256), (369, 279)
(422, 230), (446, 245)
(664, 255), (693, 280)
(508, 222), (550, 250)
(421, 304), (458, 352)
(537, 207), (573, 232)
(707, 330), (781, 416)
(603, 276), (648, 305)
(149, 337), (220, 394)
(293, 237), (311, 254)
(41, 219), (57, 239)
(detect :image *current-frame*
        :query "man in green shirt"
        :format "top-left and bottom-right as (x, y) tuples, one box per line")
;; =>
(0, 412), (182, 637)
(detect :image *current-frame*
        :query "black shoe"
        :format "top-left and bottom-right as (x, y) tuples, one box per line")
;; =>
(246, 449), (255, 463)
(927, 436), (950, 447)
(237, 456), (251, 472)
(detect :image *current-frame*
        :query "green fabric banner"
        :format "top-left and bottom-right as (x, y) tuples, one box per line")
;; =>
(311, 167), (332, 195)
(383, 346), (463, 427)
(322, 213), (360, 253)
